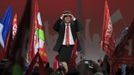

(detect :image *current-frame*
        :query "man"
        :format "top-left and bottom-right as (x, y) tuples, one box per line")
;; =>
(53, 11), (82, 65)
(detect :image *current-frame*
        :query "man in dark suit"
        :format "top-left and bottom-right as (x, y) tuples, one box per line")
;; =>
(53, 11), (82, 65)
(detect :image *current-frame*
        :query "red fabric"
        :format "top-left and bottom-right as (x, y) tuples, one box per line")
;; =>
(39, 47), (48, 63)
(25, 52), (47, 75)
(26, 0), (48, 74)
(65, 23), (70, 46)
(0, 50), (4, 61)
(38, 52), (47, 75)
(25, 52), (38, 75)
(53, 55), (59, 71)
(101, 0), (115, 56)
(28, 0), (48, 63)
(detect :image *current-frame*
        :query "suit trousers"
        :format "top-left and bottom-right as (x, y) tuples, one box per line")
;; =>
(58, 45), (74, 64)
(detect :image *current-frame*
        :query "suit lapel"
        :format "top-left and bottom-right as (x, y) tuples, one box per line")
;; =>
(70, 22), (75, 33)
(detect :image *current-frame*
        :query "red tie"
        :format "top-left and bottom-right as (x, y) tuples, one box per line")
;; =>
(66, 23), (70, 46)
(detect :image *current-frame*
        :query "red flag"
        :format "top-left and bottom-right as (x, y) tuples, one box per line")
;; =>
(12, 13), (17, 40)
(101, 0), (115, 56)
(53, 55), (59, 71)
(25, 52), (47, 75)
(28, 0), (48, 63)
(27, 0), (48, 74)
(69, 40), (78, 70)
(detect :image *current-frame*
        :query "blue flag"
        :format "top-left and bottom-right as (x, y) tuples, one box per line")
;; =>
(0, 6), (13, 48)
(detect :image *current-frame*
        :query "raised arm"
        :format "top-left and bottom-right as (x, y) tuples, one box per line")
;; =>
(53, 19), (62, 32)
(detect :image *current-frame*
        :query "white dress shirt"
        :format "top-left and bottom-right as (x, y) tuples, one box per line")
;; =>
(62, 23), (75, 45)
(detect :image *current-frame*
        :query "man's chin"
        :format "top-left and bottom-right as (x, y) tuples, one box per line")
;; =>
(65, 21), (71, 23)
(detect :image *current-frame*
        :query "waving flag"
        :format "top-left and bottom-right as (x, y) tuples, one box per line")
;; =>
(26, 0), (48, 74)
(53, 55), (59, 71)
(12, 13), (18, 40)
(0, 7), (12, 48)
(28, 0), (48, 63)
(25, 52), (47, 75)
(101, 0), (115, 56)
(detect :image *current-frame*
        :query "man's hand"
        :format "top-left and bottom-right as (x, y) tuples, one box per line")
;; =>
(60, 14), (65, 20)
(70, 14), (76, 21)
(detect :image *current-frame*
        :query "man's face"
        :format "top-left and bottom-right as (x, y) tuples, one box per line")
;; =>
(64, 16), (71, 23)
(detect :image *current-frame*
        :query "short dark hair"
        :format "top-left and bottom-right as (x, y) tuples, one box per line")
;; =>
(63, 15), (72, 20)
(63, 10), (71, 14)
(62, 11), (72, 20)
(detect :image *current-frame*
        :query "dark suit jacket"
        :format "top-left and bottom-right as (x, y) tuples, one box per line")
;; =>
(53, 19), (82, 52)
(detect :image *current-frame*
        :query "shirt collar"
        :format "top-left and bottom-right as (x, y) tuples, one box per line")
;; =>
(65, 23), (70, 26)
